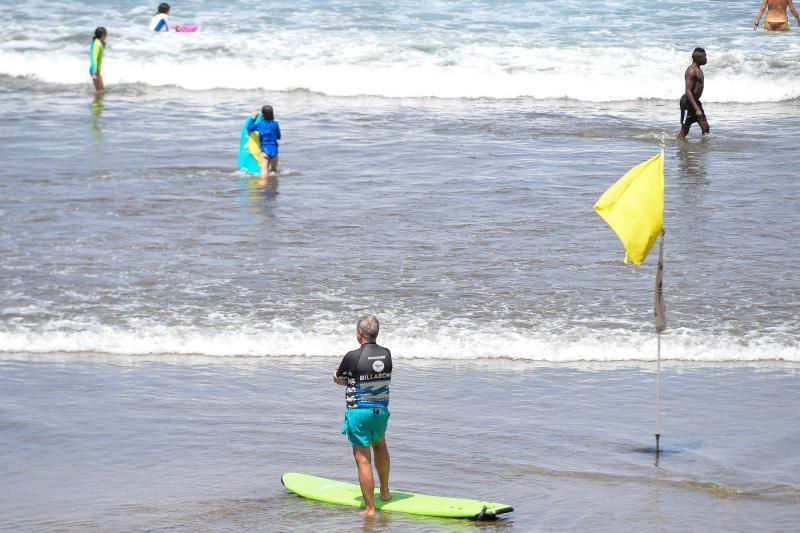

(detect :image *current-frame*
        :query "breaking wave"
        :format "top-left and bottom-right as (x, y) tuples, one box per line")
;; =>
(1, 320), (797, 362)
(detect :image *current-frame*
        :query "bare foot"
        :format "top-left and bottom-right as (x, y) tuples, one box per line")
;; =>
(358, 508), (375, 516)
(380, 490), (392, 501)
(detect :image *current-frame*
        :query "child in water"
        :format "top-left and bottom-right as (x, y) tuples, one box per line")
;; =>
(150, 3), (178, 32)
(246, 105), (282, 179)
(89, 27), (107, 92)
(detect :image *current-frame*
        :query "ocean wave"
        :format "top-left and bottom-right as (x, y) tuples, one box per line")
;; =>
(2, 41), (800, 102)
(0, 322), (797, 362)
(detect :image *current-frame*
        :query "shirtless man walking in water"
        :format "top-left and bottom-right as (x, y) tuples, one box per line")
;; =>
(754, 0), (800, 31)
(677, 48), (709, 140)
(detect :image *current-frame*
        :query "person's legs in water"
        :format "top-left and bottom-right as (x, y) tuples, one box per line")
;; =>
(258, 152), (270, 181)
(269, 155), (279, 174)
(677, 106), (692, 139)
(91, 73), (104, 92)
(372, 436), (391, 501)
(352, 445), (376, 516)
(698, 116), (710, 135)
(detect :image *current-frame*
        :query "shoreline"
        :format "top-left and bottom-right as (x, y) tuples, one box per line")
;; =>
(2, 351), (798, 371)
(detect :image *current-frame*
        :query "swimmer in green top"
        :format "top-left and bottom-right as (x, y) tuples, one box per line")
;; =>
(89, 27), (107, 93)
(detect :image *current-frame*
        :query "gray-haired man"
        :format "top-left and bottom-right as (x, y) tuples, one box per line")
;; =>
(332, 315), (393, 516)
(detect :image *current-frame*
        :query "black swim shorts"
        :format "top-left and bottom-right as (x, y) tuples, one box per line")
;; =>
(680, 95), (706, 125)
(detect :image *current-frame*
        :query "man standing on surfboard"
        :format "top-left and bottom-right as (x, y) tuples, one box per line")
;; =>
(333, 315), (392, 516)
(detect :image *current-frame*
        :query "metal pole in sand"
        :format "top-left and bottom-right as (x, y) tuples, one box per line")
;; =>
(654, 229), (666, 457)
(656, 331), (661, 455)
(654, 145), (666, 458)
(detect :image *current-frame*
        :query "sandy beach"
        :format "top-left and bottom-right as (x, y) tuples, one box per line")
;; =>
(2, 355), (798, 531)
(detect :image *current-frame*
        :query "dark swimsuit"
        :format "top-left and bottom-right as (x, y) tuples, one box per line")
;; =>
(680, 94), (706, 126)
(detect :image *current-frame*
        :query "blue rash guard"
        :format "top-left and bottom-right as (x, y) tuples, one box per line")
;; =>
(246, 117), (281, 158)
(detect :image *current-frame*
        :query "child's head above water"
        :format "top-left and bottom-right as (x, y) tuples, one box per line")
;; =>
(261, 105), (274, 121)
(157, 2), (171, 15)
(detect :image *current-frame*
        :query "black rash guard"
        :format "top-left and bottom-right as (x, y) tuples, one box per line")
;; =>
(337, 342), (392, 409)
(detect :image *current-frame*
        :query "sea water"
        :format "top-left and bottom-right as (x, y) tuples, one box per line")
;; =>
(1, 0), (799, 530)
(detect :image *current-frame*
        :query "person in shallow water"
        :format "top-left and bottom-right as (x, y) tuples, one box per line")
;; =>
(753, 0), (800, 31)
(677, 48), (710, 140)
(246, 105), (281, 181)
(150, 3), (174, 32)
(89, 27), (107, 93)
(332, 315), (393, 516)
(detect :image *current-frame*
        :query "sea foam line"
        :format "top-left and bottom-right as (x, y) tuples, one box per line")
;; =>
(2, 44), (800, 102)
(0, 324), (796, 362)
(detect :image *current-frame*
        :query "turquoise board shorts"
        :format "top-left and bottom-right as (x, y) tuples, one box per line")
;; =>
(341, 407), (390, 447)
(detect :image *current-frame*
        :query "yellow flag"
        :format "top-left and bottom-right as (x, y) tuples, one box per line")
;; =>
(594, 152), (664, 266)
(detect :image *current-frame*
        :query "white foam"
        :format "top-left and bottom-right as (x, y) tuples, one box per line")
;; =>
(0, 320), (796, 362)
(2, 38), (800, 102)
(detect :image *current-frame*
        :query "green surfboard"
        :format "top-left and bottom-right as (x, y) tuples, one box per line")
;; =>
(281, 472), (513, 519)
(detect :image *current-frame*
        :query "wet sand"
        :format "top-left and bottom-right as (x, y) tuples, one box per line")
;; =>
(1, 355), (798, 531)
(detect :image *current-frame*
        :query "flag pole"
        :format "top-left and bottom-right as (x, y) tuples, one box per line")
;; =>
(593, 146), (666, 460)
(655, 145), (666, 458)
(655, 230), (665, 458)
(656, 326), (661, 455)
